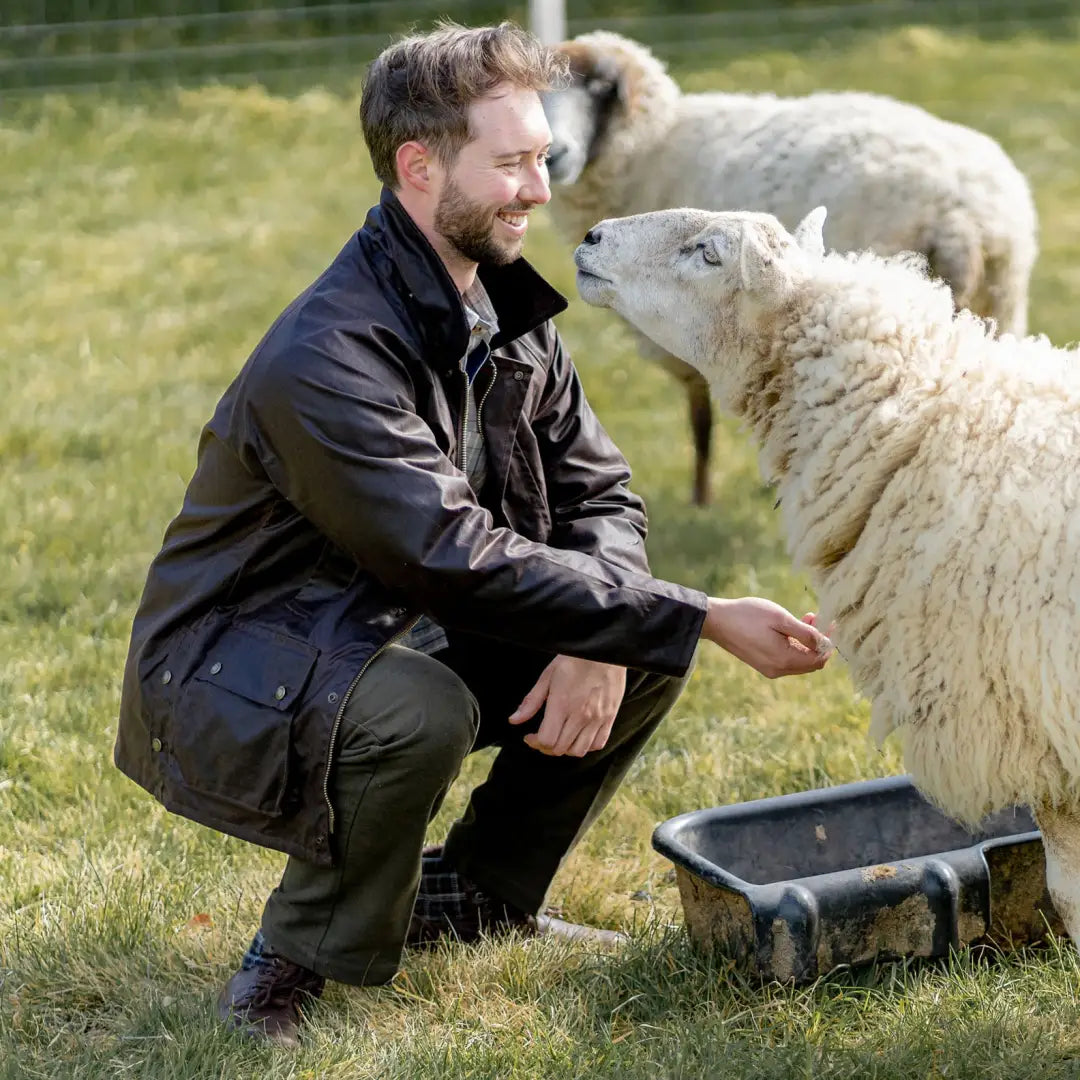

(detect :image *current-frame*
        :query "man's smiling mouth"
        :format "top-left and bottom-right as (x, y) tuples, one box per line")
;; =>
(496, 211), (529, 229)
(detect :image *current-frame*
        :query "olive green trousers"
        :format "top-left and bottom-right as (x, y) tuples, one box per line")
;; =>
(261, 633), (692, 984)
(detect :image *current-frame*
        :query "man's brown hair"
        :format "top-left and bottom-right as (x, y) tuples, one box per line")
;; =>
(360, 21), (569, 189)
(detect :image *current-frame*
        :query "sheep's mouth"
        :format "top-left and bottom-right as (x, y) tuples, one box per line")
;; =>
(572, 251), (613, 284)
(574, 265), (616, 309)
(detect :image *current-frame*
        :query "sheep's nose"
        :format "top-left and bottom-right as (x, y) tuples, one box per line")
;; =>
(582, 227), (602, 245)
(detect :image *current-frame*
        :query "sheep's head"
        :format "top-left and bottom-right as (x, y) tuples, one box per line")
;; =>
(542, 40), (627, 185)
(574, 206), (826, 404)
(542, 32), (671, 186)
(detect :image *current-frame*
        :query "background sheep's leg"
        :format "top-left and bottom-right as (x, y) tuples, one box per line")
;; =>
(974, 252), (1031, 338)
(926, 223), (1031, 338)
(686, 371), (713, 507)
(646, 341), (714, 505)
(1034, 802), (1080, 944)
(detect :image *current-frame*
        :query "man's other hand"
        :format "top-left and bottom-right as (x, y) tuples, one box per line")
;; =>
(509, 655), (628, 757)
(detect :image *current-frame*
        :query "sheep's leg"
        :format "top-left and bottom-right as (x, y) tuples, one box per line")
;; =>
(641, 341), (714, 506)
(1034, 802), (1080, 944)
(687, 372), (713, 507)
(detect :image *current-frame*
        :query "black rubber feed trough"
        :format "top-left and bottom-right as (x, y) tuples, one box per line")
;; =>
(653, 775), (1062, 983)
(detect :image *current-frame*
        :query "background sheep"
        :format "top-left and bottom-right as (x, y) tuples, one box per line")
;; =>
(543, 31), (1039, 507)
(573, 204), (1080, 943)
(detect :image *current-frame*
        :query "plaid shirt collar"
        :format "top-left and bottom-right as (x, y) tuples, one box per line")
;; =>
(462, 279), (499, 343)
(461, 279), (499, 385)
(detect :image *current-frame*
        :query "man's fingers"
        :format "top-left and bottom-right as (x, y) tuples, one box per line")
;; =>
(590, 717), (615, 753)
(551, 711), (585, 756)
(802, 611), (837, 638)
(509, 668), (551, 724)
(781, 616), (831, 655)
(523, 732), (554, 754)
(566, 727), (596, 758)
(527, 701), (568, 753)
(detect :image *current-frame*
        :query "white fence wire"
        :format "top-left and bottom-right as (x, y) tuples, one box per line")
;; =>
(2, 0), (1078, 95)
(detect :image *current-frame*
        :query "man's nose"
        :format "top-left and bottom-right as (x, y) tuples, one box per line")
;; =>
(520, 161), (551, 206)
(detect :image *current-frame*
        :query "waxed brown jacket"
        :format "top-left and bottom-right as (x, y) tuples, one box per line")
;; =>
(114, 188), (707, 865)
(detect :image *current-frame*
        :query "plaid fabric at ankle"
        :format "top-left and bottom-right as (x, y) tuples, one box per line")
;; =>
(241, 928), (273, 971)
(412, 847), (532, 934)
(412, 847), (478, 925)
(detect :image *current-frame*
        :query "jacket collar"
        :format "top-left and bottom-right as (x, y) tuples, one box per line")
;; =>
(364, 187), (568, 374)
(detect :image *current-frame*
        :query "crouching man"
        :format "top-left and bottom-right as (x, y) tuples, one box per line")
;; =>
(114, 21), (832, 1048)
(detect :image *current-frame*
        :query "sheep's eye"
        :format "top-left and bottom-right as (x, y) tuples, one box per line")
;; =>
(699, 241), (722, 266)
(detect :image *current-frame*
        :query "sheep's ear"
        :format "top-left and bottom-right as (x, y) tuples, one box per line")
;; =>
(587, 54), (626, 105)
(793, 206), (826, 259)
(738, 224), (792, 297)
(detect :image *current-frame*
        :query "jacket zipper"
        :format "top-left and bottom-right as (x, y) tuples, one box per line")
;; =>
(475, 363), (496, 435)
(322, 614), (419, 833)
(457, 372), (470, 474)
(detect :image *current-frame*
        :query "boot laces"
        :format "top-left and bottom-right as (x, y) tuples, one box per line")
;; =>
(248, 956), (324, 1010)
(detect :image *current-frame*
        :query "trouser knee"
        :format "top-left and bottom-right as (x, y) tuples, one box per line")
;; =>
(333, 645), (480, 793)
(399, 662), (480, 784)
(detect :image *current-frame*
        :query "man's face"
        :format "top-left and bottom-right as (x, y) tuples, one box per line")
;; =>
(433, 83), (553, 267)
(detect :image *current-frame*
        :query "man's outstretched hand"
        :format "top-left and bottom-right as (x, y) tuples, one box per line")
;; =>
(509, 655), (627, 757)
(507, 597), (830, 757)
(702, 597), (833, 678)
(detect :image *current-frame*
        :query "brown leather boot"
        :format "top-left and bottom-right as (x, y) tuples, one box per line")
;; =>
(216, 953), (325, 1048)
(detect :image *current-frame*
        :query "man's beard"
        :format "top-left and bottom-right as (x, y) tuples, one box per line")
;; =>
(434, 174), (526, 267)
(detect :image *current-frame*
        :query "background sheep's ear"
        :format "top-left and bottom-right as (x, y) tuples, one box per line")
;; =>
(588, 55), (625, 105)
(793, 206), (827, 259)
(738, 224), (791, 297)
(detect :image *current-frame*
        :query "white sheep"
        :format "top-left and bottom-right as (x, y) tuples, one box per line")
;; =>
(573, 204), (1080, 941)
(543, 31), (1039, 507)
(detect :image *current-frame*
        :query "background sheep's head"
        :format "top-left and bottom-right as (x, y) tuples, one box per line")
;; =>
(542, 54), (621, 184)
(574, 206), (826, 404)
(542, 32), (645, 185)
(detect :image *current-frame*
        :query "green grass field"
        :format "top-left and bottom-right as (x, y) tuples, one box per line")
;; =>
(5, 23), (1080, 1078)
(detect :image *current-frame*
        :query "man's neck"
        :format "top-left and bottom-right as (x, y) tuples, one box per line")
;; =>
(439, 251), (478, 295)
(394, 187), (477, 295)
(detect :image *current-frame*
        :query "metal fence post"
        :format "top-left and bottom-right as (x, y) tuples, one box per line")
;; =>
(529, 0), (566, 44)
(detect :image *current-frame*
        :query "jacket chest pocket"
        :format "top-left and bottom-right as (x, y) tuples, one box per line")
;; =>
(171, 624), (319, 817)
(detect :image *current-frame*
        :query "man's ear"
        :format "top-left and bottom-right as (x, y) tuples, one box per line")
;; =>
(793, 205), (827, 259)
(738, 223), (794, 297)
(395, 141), (433, 194)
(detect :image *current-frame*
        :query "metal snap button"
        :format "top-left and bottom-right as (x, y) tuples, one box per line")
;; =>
(274, 685), (287, 701)
(209, 661), (222, 675)
(327, 691), (339, 705)
(151, 737), (162, 752)
(161, 670), (172, 685)
(513, 370), (525, 381)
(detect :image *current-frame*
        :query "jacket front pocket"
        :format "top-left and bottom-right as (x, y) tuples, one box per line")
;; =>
(171, 624), (318, 817)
